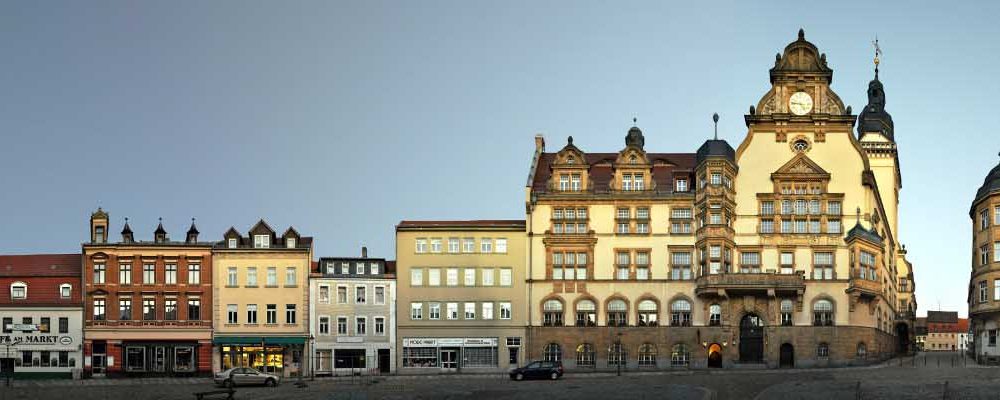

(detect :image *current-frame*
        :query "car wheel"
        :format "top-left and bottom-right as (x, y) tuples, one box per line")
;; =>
(550, 372), (559, 380)
(265, 378), (277, 387)
(225, 379), (235, 389)
(515, 373), (524, 381)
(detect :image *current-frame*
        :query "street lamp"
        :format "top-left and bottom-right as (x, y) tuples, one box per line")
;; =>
(615, 332), (623, 377)
(309, 335), (315, 381)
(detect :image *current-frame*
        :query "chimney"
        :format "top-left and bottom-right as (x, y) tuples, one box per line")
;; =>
(361, 246), (368, 258)
(534, 134), (545, 152)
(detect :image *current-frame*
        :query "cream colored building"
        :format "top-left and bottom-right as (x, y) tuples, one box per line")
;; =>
(969, 153), (1000, 363)
(523, 30), (916, 370)
(211, 220), (312, 378)
(395, 221), (526, 373)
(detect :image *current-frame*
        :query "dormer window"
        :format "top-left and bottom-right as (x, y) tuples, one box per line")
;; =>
(60, 284), (71, 299)
(571, 174), (581, 191)
(286, 237), (296, 249)
(560, 175), (569, 191)
(228, 238), (238, 249)
(634, 173), (644, 190)
(371, 263), (379, 275)
(622, 174), (632, 191)
(567, 156), (575, 164)
(253, 235), (270, 249)
(94, 227), (106, 244)
(10, 282), (27, 300)
(675, 179), (688, 192)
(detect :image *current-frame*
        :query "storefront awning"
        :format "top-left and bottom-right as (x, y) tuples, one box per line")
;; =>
(213, 337), (306, 345)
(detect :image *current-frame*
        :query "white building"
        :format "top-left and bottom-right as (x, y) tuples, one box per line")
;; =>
(0, 254), (84, 379)
(310, 250), (396, 375)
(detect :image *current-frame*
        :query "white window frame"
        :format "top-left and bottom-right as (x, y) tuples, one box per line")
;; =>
(462, 238), (475, 253)
(336, 285), (348, 304)
(374, 285), (386, 305)
(253, 234), (270, 249)
(318, 315), (330, 335)
(430, 238), (442, 253)
(227, 267), (237, 287)
(482, 268), (495, 286)
(374, 316), (385, 336)
(246, 267), (257, 286)
(355, 316), (367, 336)
(448, 238), (460, 253)
(464, 268), (476, 286)
(227, 238), (237, 249)
(59, 284), (71, 299)
(410, 303), (423, 320)
(446, 303), (458, 320)
(355, 285), (367, 304)
(286, 237), (296, 249)
(411, 268), (423, 286)
(495, 238), (507, 253)
(464, 302), (476, 320)
(446, 268), (459, 286)
(428, 268), (441, 286)
(188, 263), (200, 284)
(429, 302), (441, 320)
(499, 302), (512, 320)
(10, 282), (27, 300)
(481, 238), (493, 253)
(319, 285), (331, 304)
(415, 239), (427, 253)
(285, 267), (297, 286)
(337, 316), (349, 335)
(499, 268), (513, 287)
(266, 267), (277, 286)
(482, 302), (494, 320)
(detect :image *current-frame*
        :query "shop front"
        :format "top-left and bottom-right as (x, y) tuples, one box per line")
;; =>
(213, 336), (307, 378)
(121, 341), (201, 376)
(1, 332), (82, 379)
(401, 338), (498, 373)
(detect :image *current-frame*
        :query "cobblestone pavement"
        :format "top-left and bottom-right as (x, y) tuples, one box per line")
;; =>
(0, 352), (996, 400)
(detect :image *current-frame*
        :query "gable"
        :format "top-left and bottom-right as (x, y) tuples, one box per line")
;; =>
(771, 153), (830, 180)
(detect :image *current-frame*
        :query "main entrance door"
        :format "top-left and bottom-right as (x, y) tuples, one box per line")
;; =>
(895, 323), (910, 354)
(707, 343), (723, 368)
(779, 343), (794, 367)
(377, 349), (390, 374)
(739, 313), (764, 363)
(440, 349), (458, 372)
(92, 355), (106, 376)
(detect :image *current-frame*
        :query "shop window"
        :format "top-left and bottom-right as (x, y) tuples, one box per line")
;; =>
(671, 344), (690, 367)
(126, 347), (146, 372)
(576, 343), (595, 367)
(542, 343), (561, 362)
(402, 347), (436, 368)
(175, 347), (194, 372)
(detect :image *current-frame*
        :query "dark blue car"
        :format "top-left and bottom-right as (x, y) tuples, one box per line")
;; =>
(509, 361), (563, 381)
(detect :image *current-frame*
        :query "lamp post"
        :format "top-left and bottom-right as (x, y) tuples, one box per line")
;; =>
(309, 335), (315, 381)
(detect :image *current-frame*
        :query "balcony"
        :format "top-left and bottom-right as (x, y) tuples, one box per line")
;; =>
(695, 272), (805, 297)
(846, 278), (882, 299)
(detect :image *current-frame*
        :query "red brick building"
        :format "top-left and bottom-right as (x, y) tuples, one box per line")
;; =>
(82, 209), (213, 377)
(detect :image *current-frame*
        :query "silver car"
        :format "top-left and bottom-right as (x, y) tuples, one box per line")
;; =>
(214, 367), (280, 388)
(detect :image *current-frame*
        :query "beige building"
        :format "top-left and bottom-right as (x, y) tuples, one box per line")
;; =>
(969, 153), (1000, 363)
(395, 221), (526, 373)
(211, 220), (312, 378)
(523, 30), (916, 370)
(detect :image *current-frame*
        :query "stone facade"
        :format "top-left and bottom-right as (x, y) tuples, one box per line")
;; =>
(969, 153), (1000, 363)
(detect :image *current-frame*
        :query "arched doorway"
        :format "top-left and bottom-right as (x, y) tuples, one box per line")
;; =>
(739, 313), (764, 363)
(707, 343), (722, 368)
(779, 343), (794, 367)
(895, 323), (909, 354)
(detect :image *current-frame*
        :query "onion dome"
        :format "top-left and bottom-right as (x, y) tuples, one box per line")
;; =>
(857, 75), (894, 141)
(625, 118), (645, 149)
(696, 113), (735, 164)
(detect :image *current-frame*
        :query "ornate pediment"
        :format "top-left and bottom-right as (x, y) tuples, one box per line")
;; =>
(614, 148), (650, 167)
(552, 136), (588, 168)
(771, 153), (830, 179)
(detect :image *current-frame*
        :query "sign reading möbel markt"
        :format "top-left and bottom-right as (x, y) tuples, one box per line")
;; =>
(0, 335), (73, 345)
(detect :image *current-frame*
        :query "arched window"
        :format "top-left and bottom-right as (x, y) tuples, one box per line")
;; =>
(813, 299), (834, 326)
(780, 299), (793, 326)
(543, 299), (564, 326)
(10, 282), (27, 300)
(670, 344), (690, 367)
(59, 284), (72, 299)
(709, 304), (722, 326)
(543, 343), (562, 362)
(608, 342), (627, 367)
(629, 155), (637, 164)
(793, 139), (809, 152)
(817, 342), (830, 358)
(576, 300), (596, 327)
(637, 300), (658, 326)
(638, 343), (657, 367)
(607, 299), (627, 327)
(576, 343), (595, 367)
(856, 342), (867, 359)
(670, 299), (692, 326)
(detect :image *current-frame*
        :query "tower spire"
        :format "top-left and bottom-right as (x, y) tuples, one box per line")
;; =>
(872, 36), (882, 80)
(712, 113), (719, 140)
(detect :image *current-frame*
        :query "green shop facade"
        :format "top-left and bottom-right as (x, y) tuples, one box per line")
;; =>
(213, 336), (309, 377)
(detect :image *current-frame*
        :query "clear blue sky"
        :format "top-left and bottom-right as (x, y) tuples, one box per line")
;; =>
(1, 1), (996, 317)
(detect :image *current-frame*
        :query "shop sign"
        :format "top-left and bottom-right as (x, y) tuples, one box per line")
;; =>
(4, 324), (38, 332)
(463, 338), (497, 347)
(0, 335), (73, 346)
(436, 338), (464, 346)
(403, 338), (437, 347)
(335, 337), (364, 343)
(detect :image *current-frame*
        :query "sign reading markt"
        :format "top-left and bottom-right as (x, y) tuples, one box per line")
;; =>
(0, 335), (73, 346)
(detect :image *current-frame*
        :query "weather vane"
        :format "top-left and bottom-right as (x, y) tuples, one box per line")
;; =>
(872, 36), (883, 77)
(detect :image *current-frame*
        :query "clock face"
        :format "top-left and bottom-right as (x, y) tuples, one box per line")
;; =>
(789, 92), (813, 115)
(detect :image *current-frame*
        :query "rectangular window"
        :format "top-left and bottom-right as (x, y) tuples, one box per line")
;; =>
(828, 220), (842, 234)
(285, 267), (297, 286)
(375, 317), (385, 335)
(500, 268), (513, 286)
(119, 299), (132, 320)
(617, 266), (629, 280)
(759, 219), (774, 233)
(781, 200), (792, 215)
(482, 268), (495, 286)
(143, 299), (155, 320)
(337, 286), (348, 304)
(781, 219), (792, 233)
(410, 303), (422, 320)
(163, 264), (176, 284)
(266, 267), (277, 286)
(119, 264), (132, 285)
(990, 330), (998, 347)
(58, 317), (68, 334)
(481, 238), (493, 253)
(463, 238), (475, 253)
(794, 220), (806, 233)
(375, 286), (385, 305)
(982, 245), (991, 266)
(355, 317), (366, 335)
(428, 268), (441, 286)
(448, 238), (460, 253)
(495, 238), (508, 253)
(164, 299), (177, 320)
(617, 222), (630, 234)
(982, 209), (990, 230)
(482, 302), (494, 320)
(266, 304), (277, 324)
(464, 268), (476, 286)
(675, 179), (688, 192)
(254, 234), (270, 248)
(188, 299), (200, 320)
(93, 264), (106, 284)
(809, 220), (821, 233)
(616, 251), (630, 266)
(559, 174), (569, 191)
(671, 208), (692, 219)
(710, 173), (722, 185)
(446, 268), (458, 286)
(446, 303), (458, 320)
(429, 302), (441, 320)
(247, 304), (258, 324)
(634, 173), (645, 190)
(415, 239), (427, 253)
(411, 268), (423, 286)
(995, 242), (1000, 263)
(334, 316), (347, 334)
(355, 286), (366, 304)
(227, 267), (237, 286)
(318, 316), (330, 335)
(370, 262), (379, 275)
(357, 262), (367, 275)
(465, 302), (476, 319)
(285, 304), (297, 324)
(430, 238), (442, 253)
(571, 174), (581, 191)
(227, 304), (238, 324)
(761, 201), (774, 215)
(828, 201), (842, 215)
(981, 281), (989, 303)
(227, 238), (238, 248)
(187, 264), (200, 284)
(244, 267), (257, 287)
(499, 302), (512, 319)
(622, 174), (632, 191)
(809, 200), (821, 215)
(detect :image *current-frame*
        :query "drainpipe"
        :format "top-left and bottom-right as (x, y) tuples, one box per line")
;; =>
(526, 196), (533, 366)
